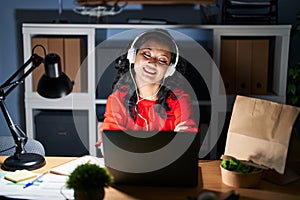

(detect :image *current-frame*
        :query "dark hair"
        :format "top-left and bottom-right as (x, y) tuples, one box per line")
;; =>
(132, 29), (178, 66)
(112, 29), (188, 120)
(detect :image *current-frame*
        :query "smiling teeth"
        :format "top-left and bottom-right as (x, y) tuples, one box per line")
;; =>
(144, 67), (156, 74)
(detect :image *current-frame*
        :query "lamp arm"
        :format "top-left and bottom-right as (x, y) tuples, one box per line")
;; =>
(1, 49), (72, 170)
(0, 54), (43, 97)
(0, 54), (43, 159)
(0, 100), (27, 158)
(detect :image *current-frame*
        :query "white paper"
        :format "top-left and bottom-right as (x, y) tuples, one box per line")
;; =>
(0, 172), (74, 200)
(50, 155), (105, 176)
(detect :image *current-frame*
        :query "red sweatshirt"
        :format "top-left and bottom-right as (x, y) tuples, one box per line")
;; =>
(99, 87), (199, 133)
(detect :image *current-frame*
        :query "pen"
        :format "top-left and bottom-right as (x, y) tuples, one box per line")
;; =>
(23, 172), (47, 189)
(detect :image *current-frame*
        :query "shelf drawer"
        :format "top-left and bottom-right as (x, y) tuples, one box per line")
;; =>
(35, 110), (89, 156)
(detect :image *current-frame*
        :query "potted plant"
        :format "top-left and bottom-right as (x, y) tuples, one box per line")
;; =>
(287, 62), (300, 107)
(66, 163), (113, 200)
(287, 11), (300, 136)
(287, 10), (300, 107)
(220, 155), (263, 188)
(286, 11), (300, 175)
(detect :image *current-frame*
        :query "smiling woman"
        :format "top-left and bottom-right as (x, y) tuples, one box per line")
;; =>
(133, 37), (172, 96)
(95, 29), (199, 147)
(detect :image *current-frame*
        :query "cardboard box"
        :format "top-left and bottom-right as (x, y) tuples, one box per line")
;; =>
(31, 37), (86, 93)
(236, 40), (252, 94)
(251, 40), (269, 94)
(220, 39), (269, 95)
(48, 38), (64, 71)
(220, 39), (237, 94)
(31, 38), (48, 91)
(64, 38), (86, 93)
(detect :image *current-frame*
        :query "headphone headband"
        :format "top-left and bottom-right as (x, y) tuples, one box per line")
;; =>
(127, 29), (179, 78)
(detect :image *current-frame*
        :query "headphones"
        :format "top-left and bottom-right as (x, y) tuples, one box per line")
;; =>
(127, 30), (179, 78)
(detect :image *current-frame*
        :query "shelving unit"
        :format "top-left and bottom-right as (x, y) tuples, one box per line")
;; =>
(222, 0), (278, 24)
(23, 25), (96, 156)
(22, 23), (291, 158)
(212, 25), (291, 107)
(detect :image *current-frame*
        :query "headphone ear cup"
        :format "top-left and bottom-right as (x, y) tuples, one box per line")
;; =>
(127, 48), (136, 64)
(164, 64), (176, 78)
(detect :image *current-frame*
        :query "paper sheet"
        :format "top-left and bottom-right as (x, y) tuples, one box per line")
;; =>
(0, 172), (74, 200)
(50, 155), (105, 176)
(0, 156), (105, 199)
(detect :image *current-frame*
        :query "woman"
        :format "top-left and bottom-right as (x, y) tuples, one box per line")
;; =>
(95, 29), (199, 147)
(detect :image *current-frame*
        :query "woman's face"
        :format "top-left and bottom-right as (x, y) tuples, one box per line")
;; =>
(134, 39), (172, 86)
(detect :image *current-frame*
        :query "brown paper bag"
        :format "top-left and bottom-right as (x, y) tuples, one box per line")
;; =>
(224, 95), (300, 174)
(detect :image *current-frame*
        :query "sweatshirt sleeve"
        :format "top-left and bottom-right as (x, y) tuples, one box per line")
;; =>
(99, 93), (127, 132)
(173, 93), (199, 133)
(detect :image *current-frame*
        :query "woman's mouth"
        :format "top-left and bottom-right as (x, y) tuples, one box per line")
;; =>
(143, 66), (157, 75)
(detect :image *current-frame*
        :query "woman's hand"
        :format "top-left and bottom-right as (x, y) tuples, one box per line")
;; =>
(174, 120), (199, 133)
(95, 139), (102, 147)
(174, 121), (190, 132)
(95, 130), (103, 147)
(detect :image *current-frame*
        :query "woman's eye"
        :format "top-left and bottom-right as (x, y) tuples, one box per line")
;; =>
(142, 52), (151, 58)
(159, 60), (167, 65)
(158, 58), (169, 65)
(141, 51), (169, 65)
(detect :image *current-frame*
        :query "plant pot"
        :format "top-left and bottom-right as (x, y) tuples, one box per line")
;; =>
(74, 187), (105, 200)
(220, 165), (262, 188)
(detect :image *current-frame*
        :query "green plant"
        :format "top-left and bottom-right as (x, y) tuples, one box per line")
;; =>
(66, 163), (113, 191)
(221, 158), (261, 174)
(287, 11), (300, 106)
(287, 63), (300, 106)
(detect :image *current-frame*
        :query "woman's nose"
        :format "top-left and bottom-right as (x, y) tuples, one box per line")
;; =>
(148, 56), (158, 65)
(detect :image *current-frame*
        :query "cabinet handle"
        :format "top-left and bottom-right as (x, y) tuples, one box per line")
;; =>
(240, 83), (246, 89)
(256, 82), (262, 88)
(225, 82), (230, 88)
(57, 131), (67, 136)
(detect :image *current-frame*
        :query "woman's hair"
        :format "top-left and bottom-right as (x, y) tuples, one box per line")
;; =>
(112, 29), (188, 120)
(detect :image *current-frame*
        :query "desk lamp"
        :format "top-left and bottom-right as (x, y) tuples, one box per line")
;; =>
(0, 45), (73, 171)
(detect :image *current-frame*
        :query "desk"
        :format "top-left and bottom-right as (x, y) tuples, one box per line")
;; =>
(1, 156), (300, 200)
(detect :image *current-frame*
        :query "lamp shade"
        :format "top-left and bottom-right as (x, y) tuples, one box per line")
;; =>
(37, 53), (73, 98)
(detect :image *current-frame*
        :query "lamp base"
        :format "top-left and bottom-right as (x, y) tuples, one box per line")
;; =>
(2, 153), (46, 171)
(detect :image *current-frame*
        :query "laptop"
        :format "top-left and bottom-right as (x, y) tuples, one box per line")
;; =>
(102, 130), (200, 187)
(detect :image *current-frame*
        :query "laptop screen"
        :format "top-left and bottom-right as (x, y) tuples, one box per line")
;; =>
(102, 130), (200, 187)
